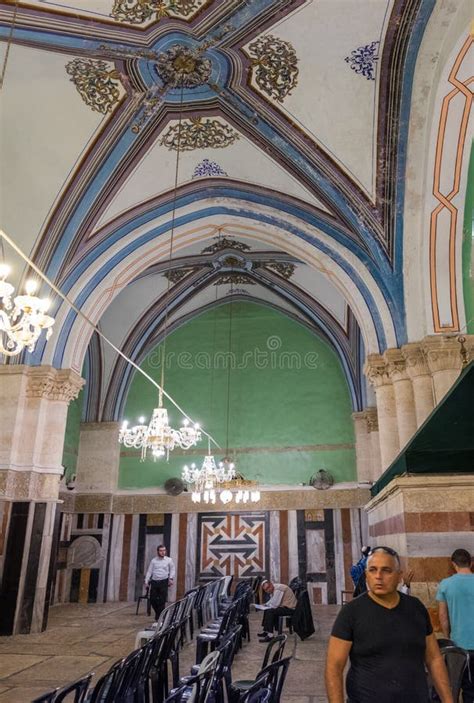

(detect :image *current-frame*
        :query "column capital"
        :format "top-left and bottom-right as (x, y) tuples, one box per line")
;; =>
(25, 366), (85, 403)
(383, 348), (408, 382)
(421, 336), (463, 375)
(401, 343), (430, 378)
(364, 354), (391, 387)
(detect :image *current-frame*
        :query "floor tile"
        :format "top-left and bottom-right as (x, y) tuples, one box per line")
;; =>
(0, 655), (49, 679)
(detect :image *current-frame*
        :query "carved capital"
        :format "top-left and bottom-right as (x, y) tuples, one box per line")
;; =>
(383, 348), (408, 382)
(401, 343), (430, 378)
(26, 367), (85, 403)
(364, 354), (391, 388)
(421, 336), (463, 375)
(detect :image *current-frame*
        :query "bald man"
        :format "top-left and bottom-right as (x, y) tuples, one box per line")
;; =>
(325, 546), (452, 703)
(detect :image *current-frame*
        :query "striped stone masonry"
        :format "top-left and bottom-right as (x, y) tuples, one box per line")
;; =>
(366, 474), (474, 605)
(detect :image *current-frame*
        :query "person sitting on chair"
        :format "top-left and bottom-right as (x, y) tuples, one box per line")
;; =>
(258, 579), (297, 642)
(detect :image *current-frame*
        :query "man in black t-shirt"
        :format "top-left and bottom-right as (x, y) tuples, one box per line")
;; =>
(324, 546), (453, 703)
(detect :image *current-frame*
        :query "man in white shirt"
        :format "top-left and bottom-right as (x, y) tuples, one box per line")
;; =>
(145, 544), (175, 622)
(258, 579), (297, 642)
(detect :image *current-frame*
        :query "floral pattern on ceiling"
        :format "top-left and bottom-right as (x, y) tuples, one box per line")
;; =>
(247, 34), (299, 103)
(344, 41), (380, 81)
(192, 159), (227, 178)
(159, 118), (239, 151)
(66, 59), (122, 114)
(110, 0), (208, 24)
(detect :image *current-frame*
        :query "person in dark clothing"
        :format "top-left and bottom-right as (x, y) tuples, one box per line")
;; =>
(325, 546), (453, 703)
(350, 546), (371, 597)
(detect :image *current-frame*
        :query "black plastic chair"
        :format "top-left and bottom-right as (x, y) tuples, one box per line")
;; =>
(54, 673), (93, 702)
(196, 601), (239, 663)
(441, 645), (469, 702)
(244, 657), (291, 703)
(246, 688), (272, 703)
(88, 657), (126, 703)
(231, 635), (287, 696)
(32, 689), (59, 703)
(136, 586), (151, 616)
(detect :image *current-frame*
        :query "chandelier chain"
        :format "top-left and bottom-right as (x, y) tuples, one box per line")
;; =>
(160, 85), (185, 399)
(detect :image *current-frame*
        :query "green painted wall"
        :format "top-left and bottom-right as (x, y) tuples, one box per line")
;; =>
(119, 302), (356, 489)
(462, 142), (474, 334)
(62, 389), (83, 479)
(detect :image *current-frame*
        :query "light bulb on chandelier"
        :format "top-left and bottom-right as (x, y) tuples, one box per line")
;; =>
(0, 262), (55, 357)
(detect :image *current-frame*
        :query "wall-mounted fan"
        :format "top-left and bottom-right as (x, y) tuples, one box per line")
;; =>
(164, 478), (185, 496)
(309, 470), (334, 490)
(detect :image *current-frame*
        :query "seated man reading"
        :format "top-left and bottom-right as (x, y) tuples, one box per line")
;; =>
(258, 579), (297, 642)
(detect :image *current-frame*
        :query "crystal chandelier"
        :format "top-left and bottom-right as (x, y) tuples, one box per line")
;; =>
(0, 265), (55, 357)
(182, 450), (236, 503)
(119, 391), (201, 461)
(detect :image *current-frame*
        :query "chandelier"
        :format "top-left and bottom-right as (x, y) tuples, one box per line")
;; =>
(119, 392), (201, 461)
(0, 264), (55, 357)
(182, 451), (236, 503)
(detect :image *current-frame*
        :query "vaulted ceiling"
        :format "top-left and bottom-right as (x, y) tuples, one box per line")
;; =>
(1, 0), (458, 420)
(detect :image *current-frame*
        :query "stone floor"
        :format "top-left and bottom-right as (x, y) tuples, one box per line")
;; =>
(0, 602), (338, 702)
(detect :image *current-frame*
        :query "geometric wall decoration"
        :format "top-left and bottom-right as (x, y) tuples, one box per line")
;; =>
(197, 512), (269, 580)
(344, 41), (380, 81)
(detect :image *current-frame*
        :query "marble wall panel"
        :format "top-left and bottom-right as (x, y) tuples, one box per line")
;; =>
(185, 513), (197, 593)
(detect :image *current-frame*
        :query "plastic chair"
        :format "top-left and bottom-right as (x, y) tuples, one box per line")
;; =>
(231, 635), (287, 695)
(441, 645), (469, 702)
(54, 673), (93, 702)
(246, 687), (272, 703)
(136, 586), (151, 616)
(249, 657), (291, 703)
(31, 689), (59, 703)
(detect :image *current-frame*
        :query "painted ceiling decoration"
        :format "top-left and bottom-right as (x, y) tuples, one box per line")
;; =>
(202, 237), (251, 254)
(111, 0), (209, 25)
(192, 158), (228, 177)
(245, 34), (299, 103)
(163, 267), (196, 283)
(66, 58), (122, 114)
(155, 44), (212, 88)
(92, 244), (365, 425)
(160, 117), (239, 150)
(344, 41), (380, 81)
(2, 0), (457, 425)
(266, 262), (295, 280)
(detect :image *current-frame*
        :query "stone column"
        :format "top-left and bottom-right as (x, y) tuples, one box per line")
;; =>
(0, 365), (84, 635)
(402, 343), (435, 427)
(352, 411), (373, 484)
(75, 422), (120, 493)
(365, 408), (382, 481)
(364, 355), (400, 470)
(422, 336), (463, 404)
(384, 349), (417, 449)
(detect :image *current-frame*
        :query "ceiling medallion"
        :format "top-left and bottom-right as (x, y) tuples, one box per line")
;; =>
(247, 34), (298, 103)
(156, 45), (211, 88)
(66, 59), (121, 114)
(160, 117), (239, 151)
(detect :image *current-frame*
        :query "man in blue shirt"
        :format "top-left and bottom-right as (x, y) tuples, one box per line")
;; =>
(436, 548), (474, 703)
